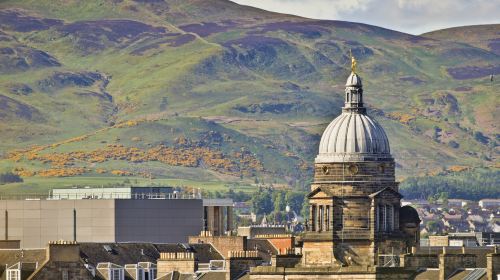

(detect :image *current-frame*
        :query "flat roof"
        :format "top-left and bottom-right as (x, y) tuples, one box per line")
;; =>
(202, 199), (233, 207)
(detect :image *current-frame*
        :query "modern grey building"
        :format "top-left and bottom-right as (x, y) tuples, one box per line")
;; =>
(0, 198), (203, 248)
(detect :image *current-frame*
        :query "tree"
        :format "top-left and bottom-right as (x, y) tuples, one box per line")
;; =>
(438, 192), (449, 205)
(300, 200), (309, 219)
(273, 191), (286, 213)
(427, 221), (439, 233)
(0, 172), (23, 184)
(251, 189), (273, 215)
(285, 191), (305, 214)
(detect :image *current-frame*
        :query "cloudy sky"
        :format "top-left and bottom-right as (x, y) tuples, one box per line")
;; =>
(231, 0), (500, 34)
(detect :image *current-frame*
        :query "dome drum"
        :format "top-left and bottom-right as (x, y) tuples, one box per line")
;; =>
(313, 161), (395, 183)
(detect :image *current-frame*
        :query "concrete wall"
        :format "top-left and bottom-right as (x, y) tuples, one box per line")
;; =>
(0, 200), (115, 248)
(0, 199), (203, 248)
(115, 199), (202, 243)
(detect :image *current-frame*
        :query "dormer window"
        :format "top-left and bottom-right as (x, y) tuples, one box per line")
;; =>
(7, 269), (20, 280)
(6, 262), (21, 280)
(98, 263), (124, 280)
(109, 268), (124, 280)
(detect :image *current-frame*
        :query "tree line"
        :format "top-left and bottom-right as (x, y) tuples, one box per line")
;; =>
(400, 168), (499, 200)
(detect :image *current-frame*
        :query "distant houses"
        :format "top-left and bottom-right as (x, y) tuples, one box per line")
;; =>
(402, 199), (500, 236)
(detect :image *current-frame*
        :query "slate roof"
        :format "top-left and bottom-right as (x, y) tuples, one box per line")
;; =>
(154, 243), (223, 263)
(368, 187), (403, 198)
(79, 242), (223, 268)
(414, 268), (439, 280)
(79, 242), (159, 267)
(0, 248), (46, 278)
(198, 271), (227, 280)
(247, 239), (277, 263)
(307, 187), (336, 198)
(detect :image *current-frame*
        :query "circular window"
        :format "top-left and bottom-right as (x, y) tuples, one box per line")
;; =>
(378, 164), (385, 173)
(322, 166), (329, 175)
(348, 164), (359, 175)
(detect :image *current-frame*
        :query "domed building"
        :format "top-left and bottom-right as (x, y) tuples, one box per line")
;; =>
(250, 60), (421, 280)
(302, 65), (420, 269)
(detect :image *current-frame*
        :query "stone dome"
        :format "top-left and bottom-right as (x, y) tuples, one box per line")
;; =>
(399, 205), (421, 224)
(315, 72), (392, 163)
(346, 72), (362, 87)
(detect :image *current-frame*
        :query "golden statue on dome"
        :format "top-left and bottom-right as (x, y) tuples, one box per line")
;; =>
(350, 49), (357, 73)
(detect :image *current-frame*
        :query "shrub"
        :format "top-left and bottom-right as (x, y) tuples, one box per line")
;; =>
(0, 172), (23, 184)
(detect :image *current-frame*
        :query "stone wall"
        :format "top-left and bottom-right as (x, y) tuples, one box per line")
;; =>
(271, 253), (302, 268)
(313, 161), (396, 191)
(226, 251), (261, 280)
(487, 251), (500, 280)
(401, 253), (439, 269)
(189, 235), (246, 258)
(156, 252), (195, 277)
(429, 235), (449, 247)
(302, 240), (336, 267)
(29, 261), (94, 280)
(29, 241), (93, 280)
(439, 250), (477, 280)
(249, 266), (416, 280)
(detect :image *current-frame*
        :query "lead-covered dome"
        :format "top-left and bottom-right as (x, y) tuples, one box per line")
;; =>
(315, 72), (392, 163)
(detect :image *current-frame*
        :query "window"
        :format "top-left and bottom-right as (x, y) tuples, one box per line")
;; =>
(319, 206), (324, 231)
(326, 206), (330, 231)
(62, 270), (69, 280)
(377, 205), (384, 232)
(377, 204), (394, 232)
(386, 205), (394, 231)
(7, 269), (20, 280)
(137, 268), (144, 280)
(109, 268), (124, 280)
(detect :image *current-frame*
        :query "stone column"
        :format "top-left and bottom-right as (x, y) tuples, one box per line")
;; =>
(370, 199), (376, 239)
(315, 205), (319, 232)
(309, 205), (314, 231)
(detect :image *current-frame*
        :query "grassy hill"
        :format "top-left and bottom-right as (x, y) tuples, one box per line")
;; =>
(0, 0), (498, 194)
(422, 24), (500, 55)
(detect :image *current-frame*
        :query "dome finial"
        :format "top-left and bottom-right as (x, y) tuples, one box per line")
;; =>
(350, 49), (357, 74)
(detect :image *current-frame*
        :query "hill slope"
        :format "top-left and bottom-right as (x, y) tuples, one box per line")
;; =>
(422, 24), (500, 55)
(0, 0), (498, 193)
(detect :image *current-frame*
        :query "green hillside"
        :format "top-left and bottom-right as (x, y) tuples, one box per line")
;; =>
(422, 24), (500, 55)
(0, 0), (498, 194)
